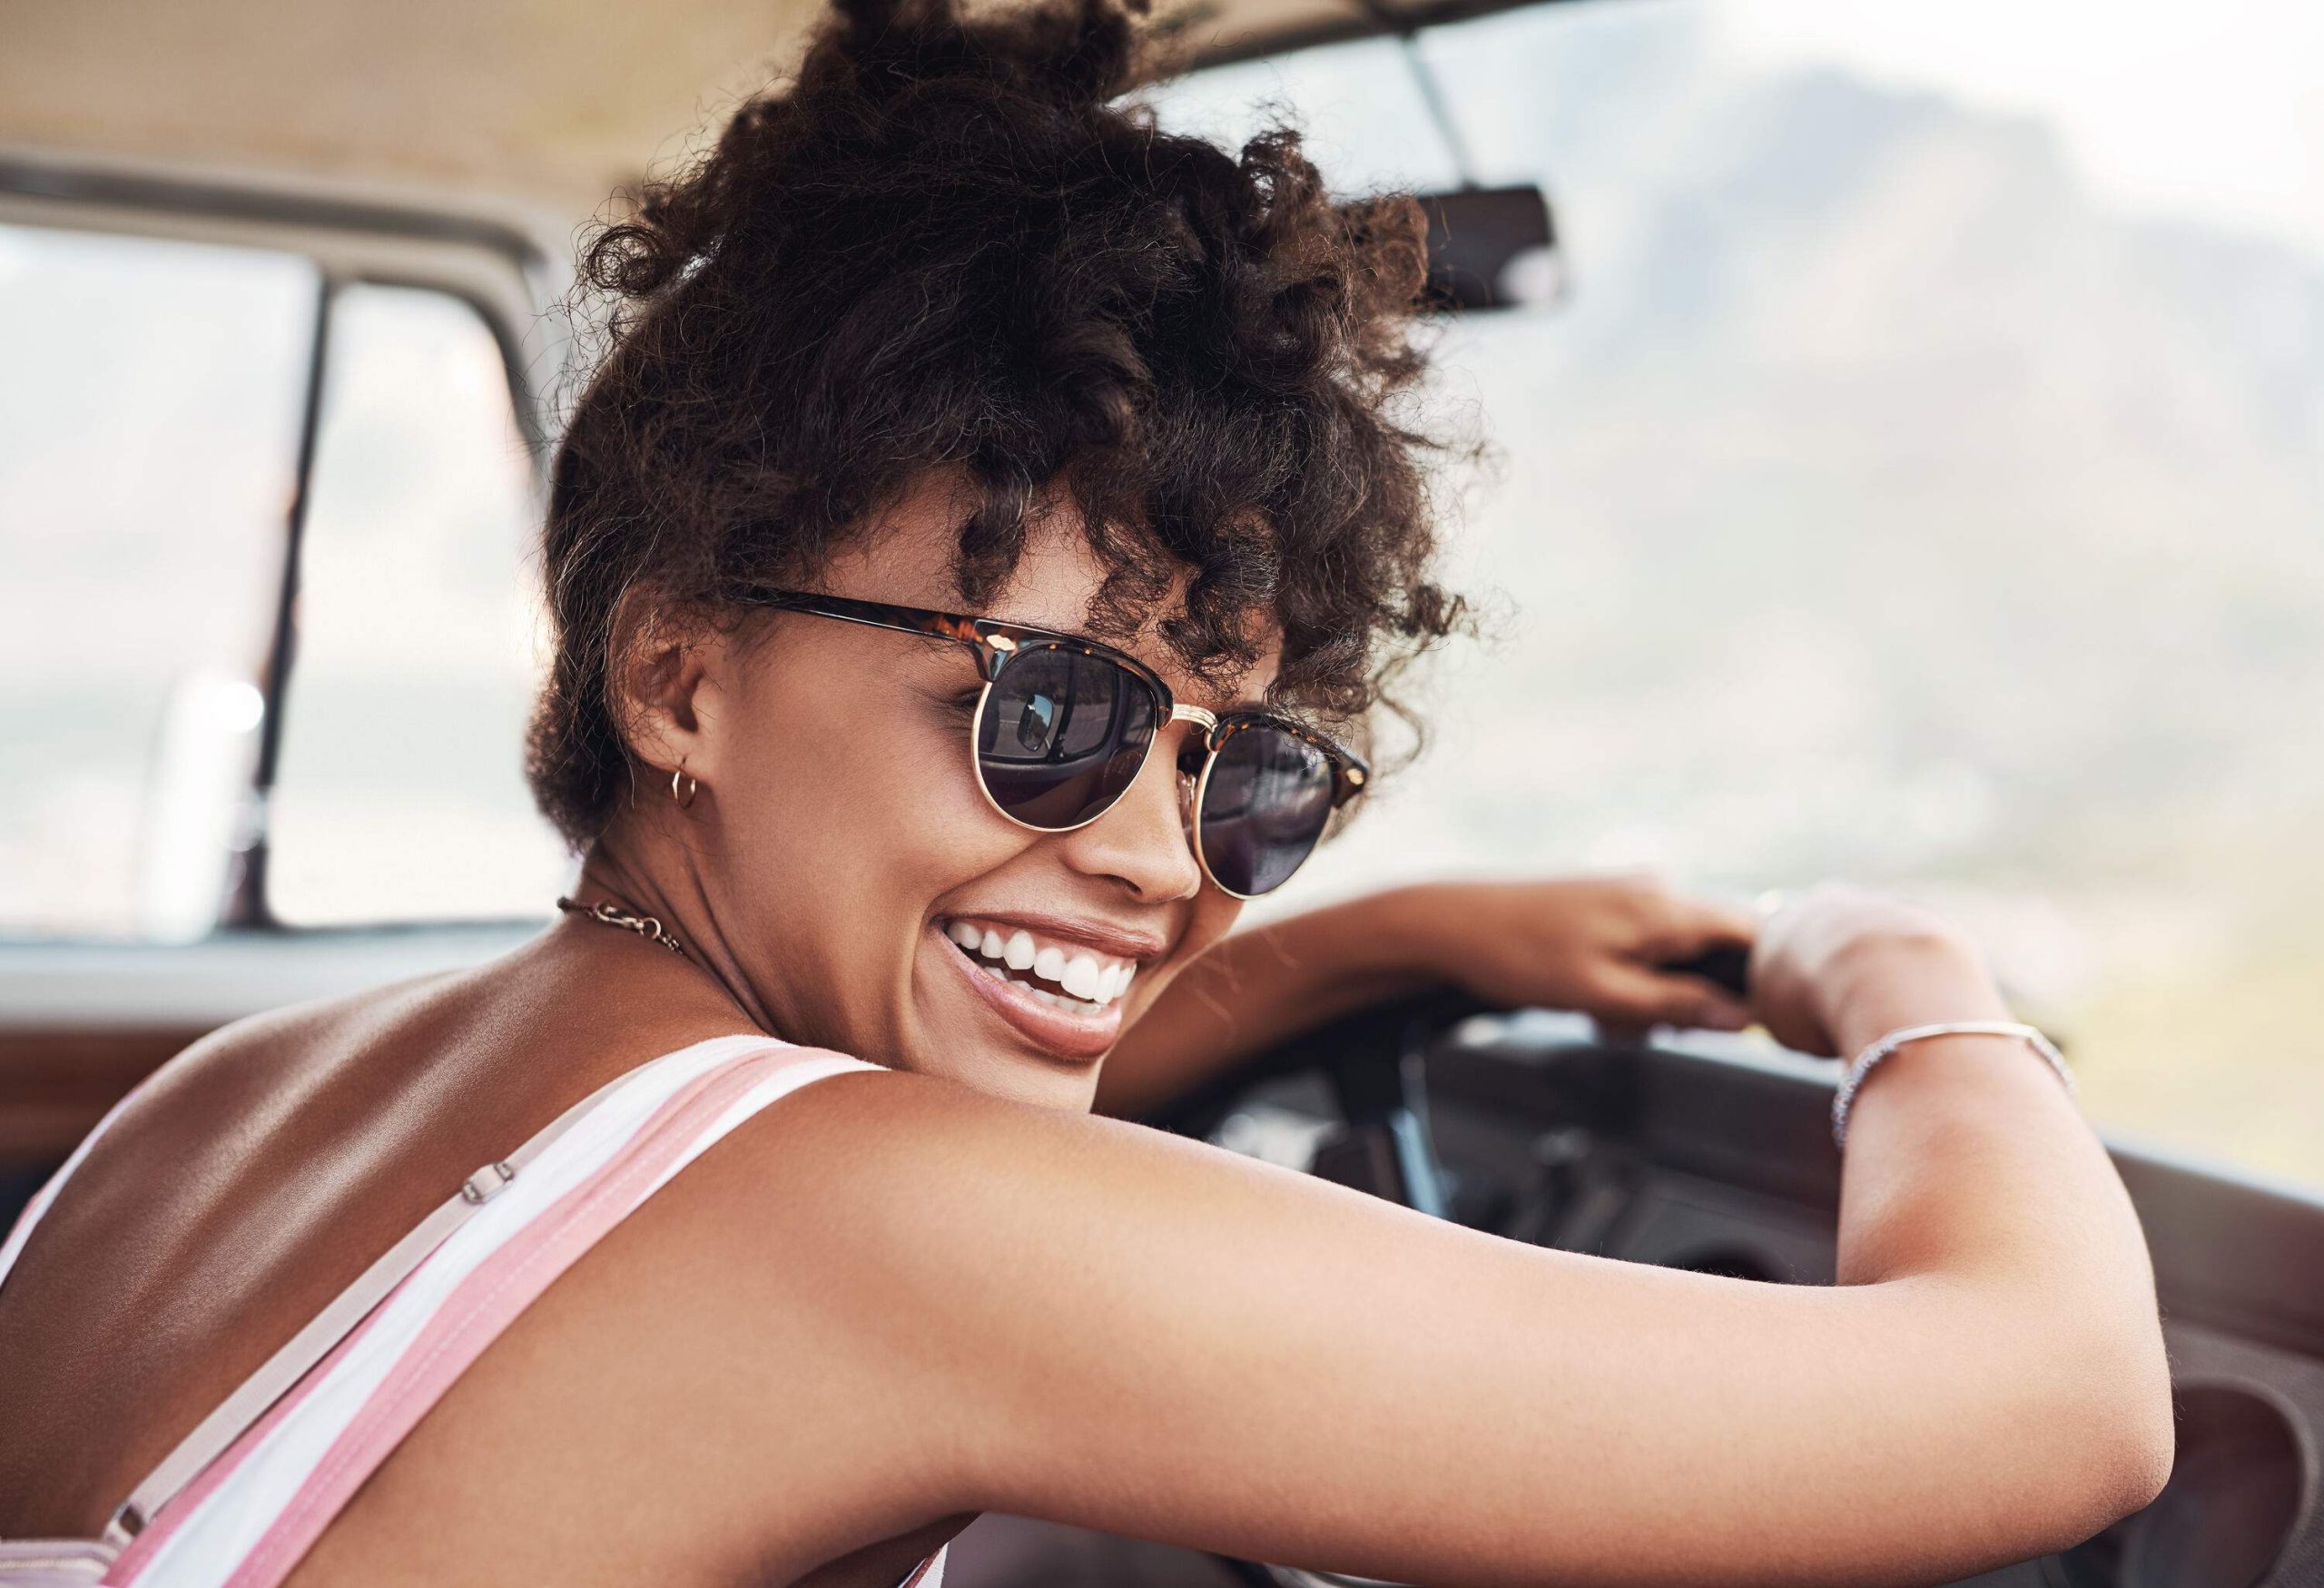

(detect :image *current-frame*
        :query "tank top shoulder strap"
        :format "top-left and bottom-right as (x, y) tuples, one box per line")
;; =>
(98, 1034), (874, 1549)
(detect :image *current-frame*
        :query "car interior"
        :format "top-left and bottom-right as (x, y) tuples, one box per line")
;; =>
(4, 0), (2320, 1584)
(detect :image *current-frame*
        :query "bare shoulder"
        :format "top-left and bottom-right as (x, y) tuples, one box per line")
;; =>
(666, 1061), (1356, 1304)
(320, 1065), (1330, 1577)
(570, 1062), (1519, 1484)
(304, 1065), (1128, 1582)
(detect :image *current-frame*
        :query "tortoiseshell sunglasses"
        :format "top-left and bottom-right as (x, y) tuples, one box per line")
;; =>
(737, 588), (1367, 898)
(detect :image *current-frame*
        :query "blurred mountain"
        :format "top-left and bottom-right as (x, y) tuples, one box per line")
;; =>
(1374, 11), (2324, 926)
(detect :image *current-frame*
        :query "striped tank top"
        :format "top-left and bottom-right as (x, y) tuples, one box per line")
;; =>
(0, 1035), (946, 1588)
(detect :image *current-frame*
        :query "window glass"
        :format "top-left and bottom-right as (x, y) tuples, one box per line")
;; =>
(1150, 0), (2324, 1180)
(0, 222), (315, 942)
(269, 283), (572, 923)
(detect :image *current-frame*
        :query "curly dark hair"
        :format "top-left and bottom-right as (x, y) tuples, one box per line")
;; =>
(526, 0), (1468, 845)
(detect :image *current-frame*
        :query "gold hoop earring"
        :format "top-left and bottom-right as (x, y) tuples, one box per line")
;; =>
(671, 766), (700, 809)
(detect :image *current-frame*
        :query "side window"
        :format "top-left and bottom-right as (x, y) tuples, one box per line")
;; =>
(0, 222), (316, 942)
(0, 219), (568, 941)
(267, 284), (570, 923)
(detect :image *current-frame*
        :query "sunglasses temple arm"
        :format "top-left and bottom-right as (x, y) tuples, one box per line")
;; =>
(762, 595), (1007, 679)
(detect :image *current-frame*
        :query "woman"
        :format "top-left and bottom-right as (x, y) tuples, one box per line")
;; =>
(0, 0), (2171, 1582)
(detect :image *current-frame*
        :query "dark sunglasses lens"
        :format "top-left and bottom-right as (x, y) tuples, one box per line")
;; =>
(1196, 724), (1337, 896)
(976, 646), (1157, 829)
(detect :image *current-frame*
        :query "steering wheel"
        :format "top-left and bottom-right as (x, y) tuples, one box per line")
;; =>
(1144, 944), (1753, 1218)
(1145, 984), (1488, 1217)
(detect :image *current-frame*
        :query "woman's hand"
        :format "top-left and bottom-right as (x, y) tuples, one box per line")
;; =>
(1748, 883), (2011, 1057)
(1396, 874), (1756, 1031)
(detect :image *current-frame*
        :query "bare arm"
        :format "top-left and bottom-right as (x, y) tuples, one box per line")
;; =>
(1092, 885), (1442, 1118)
(668, 891), (2169, 1585)
(1097, 877), (1756, 1119)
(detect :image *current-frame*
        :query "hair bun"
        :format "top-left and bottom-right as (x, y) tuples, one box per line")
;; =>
(820, 0), (1147, 111)
(584, 0), (1152, 301)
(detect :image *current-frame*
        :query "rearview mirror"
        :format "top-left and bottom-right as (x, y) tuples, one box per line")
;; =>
(1415, 183), (1560, 311)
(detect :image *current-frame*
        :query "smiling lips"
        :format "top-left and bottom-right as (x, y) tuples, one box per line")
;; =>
(942, 918), (1139, 1012)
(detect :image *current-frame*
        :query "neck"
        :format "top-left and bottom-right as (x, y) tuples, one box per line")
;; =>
(571, 824), (783, 1039)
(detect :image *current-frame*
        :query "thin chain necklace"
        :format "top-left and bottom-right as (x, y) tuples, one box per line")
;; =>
(556, 895), (689, 960)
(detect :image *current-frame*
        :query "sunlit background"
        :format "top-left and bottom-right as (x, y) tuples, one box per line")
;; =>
(3, 0), (2318, 1179)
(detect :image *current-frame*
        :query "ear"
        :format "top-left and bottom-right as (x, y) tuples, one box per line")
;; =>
(608, 596), (727, 789)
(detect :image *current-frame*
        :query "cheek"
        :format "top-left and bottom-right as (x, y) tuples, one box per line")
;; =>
(712, 679), (1021, 927)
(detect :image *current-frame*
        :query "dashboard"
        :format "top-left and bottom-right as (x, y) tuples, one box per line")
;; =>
(1194, 1007), (2324, 1588)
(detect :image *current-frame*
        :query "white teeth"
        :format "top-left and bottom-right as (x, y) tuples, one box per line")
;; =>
(946, 920), (1140, 1008)
(1061, 954), (1102, 1000)
(1024, 984), (1099, 1012)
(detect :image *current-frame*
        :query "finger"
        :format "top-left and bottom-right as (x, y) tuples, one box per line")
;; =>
(1639, 894), (1758, 960)
(1591, 963), (1754, 1031)
(1693, 896), (1758, 942)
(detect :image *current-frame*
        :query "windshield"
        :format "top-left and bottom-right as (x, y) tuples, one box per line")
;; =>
(1147, 0), (2324, 1184)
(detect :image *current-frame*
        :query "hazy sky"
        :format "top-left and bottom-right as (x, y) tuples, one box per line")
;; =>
(1724, 0), (2324, 256)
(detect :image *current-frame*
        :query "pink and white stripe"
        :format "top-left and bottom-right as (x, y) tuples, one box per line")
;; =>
(0, 1035), (944, 1588)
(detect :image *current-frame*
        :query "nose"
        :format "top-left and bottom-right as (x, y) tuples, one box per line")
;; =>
(1052, 719), (1205, 902)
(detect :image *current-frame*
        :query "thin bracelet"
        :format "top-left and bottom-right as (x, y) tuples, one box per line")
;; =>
(1831, 1021), (2073, 1149)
